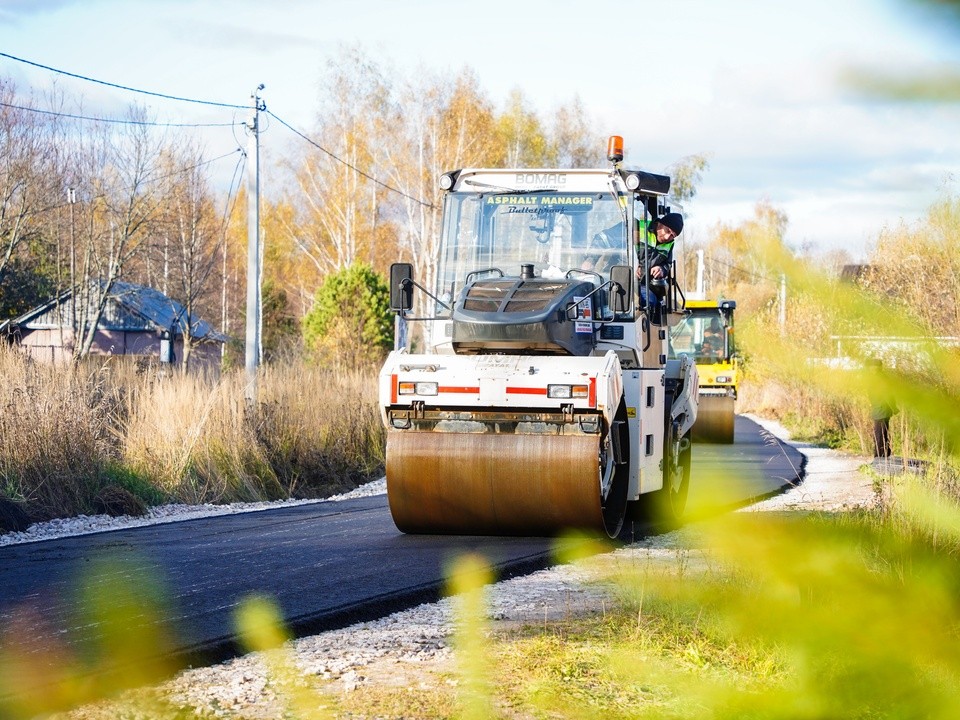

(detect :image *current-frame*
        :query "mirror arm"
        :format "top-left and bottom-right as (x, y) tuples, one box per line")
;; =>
(401, 278), (451, 312)
(564, 280), (616, 322)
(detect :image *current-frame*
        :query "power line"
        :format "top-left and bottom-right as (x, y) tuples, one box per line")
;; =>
(1, 53), (437, 209)
(0, 51), (247, 110)
(157, 147), (246, 183)
(266, 110), (436, 210)
(705, 254), (775, 282)
(26, 147), (245, 218)
(0, 100), (239, 128)
(220, 149), (247, 235)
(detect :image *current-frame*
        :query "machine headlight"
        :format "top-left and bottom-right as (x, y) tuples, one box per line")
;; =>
(399, 381), (438, 395)
(547, 384), (589, 399)
(715, 375), (732, 383)
(439, 171), (461, 190)
(624, 173), (641, 191)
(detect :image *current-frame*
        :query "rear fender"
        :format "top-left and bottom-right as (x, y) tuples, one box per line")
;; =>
(665, 354), (699, 437)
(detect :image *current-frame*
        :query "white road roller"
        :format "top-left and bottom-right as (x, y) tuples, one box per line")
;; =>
(379, 136), (698, 538)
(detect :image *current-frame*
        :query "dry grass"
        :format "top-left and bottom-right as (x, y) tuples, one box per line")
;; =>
(0, 346), (385, 520)
(122, 371), (281, 504)
(121, 363), (386, 504)
(0, 345), (122, 519)
(257, 362), (386, 496)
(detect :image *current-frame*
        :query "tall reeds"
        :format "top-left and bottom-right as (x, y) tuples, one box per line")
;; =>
(0, 345), (121, 518)
(257, 363), (386, 496)
(0, 345), (385, 522)
(122, 371), (281, 504)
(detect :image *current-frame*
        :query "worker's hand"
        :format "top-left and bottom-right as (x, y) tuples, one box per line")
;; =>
(650, 265), (665, 279)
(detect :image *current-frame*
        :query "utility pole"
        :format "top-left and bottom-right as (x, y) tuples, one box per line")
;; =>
(245, 85), (265, 404)
(67, 187), (77, 349)
(696, 249), (705, 297)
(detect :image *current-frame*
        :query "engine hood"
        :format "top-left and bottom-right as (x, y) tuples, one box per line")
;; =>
(451, 277), (597, 356)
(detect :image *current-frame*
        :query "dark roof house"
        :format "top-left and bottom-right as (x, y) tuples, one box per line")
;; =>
(1, 281), (228, 369)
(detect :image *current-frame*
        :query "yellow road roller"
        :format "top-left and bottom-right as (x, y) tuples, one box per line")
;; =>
(671, 299), (738, 443)
(379, 137), (699, 538)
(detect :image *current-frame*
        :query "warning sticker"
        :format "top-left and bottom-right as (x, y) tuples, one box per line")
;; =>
(573, 296), (593, 334)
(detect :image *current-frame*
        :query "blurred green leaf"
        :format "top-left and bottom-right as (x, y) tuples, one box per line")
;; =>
(235, 595), (291, 653)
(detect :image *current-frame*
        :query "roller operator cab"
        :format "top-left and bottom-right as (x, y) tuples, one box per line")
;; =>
(670, 299), (738, 443)
(379, 136), (700, 538)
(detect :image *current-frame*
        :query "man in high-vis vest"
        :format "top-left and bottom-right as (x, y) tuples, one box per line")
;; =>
(582, 211), (684, 275)
(640, 212), (683, 280)
(638, 212), (683, 323)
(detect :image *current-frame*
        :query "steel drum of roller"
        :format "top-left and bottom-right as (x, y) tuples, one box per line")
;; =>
(691, 395), (735, 444)
(387, 430), (624, 537)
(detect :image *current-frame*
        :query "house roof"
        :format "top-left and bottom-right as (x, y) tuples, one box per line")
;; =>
(3, 281), (228, 342)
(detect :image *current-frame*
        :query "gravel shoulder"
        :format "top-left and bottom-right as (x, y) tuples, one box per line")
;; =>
(0, 481), (388, 547)
(54, 415), (879, 719)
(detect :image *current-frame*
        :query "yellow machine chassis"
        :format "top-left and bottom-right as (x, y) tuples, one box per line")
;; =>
(691, 358), (737, 444)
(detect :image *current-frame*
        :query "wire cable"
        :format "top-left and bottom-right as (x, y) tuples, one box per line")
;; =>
(0, 51), (248, 110)
(218, 149), (247, 236)
(0, 100), (239, 128)
(26, 147), (244, 218)
(705, 254), (776, 282)
(158, 147), (246, 183)
(266, 109), (436, 210)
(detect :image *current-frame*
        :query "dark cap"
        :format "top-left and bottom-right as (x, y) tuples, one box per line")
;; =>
(658, 212), (684, 236)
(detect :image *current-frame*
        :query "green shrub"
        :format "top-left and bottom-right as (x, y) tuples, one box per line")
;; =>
(302, 263), (393, 370)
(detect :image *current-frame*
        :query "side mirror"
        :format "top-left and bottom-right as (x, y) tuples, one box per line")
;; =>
(390, 263), (413, 311)
(609, 265), (633, 313)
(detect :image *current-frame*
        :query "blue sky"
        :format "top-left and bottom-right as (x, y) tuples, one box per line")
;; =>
(1, 0), (958, 260)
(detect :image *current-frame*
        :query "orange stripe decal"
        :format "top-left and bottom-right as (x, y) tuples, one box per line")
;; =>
(391, 374), (398, 403)
(506, 387), (548, 395)
(438, 386), (480, 394)
(589, 377), (597, 408)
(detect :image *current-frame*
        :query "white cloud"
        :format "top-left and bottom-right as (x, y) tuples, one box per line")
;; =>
(0, 0), (957, 262)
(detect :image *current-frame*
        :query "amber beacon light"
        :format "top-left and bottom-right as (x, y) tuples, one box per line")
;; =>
(607, 135), (624, 163)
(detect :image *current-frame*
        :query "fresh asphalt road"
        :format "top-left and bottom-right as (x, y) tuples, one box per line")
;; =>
(688, 414), (805, 517)
(0, 415), (802, 682)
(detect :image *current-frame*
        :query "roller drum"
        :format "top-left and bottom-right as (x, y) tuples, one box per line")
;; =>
(386, 431), (612, 536)
(692, 394), (735, 443)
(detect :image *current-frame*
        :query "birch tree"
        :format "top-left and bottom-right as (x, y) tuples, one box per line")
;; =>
(154, 143), (222, 371)
(496, 88), (551, 167)
(0, 81), (60, 303)
(708, 199), (788, 291)
(282, 46), (392, 277)
(69, 108), (163, 361)
(550, 95), (603, 168)
(383, 67), (500, 305)
(667, 153), (711, 205)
